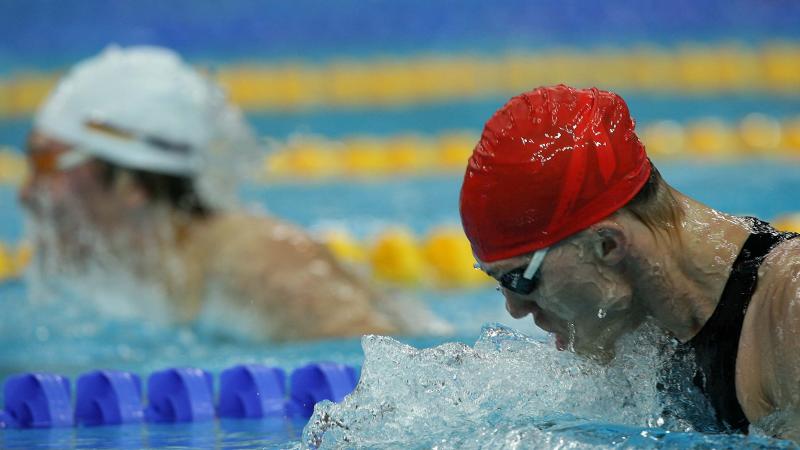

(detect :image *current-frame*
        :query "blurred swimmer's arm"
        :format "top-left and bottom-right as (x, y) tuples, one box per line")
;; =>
(738, 242), (800, 440)
(207, 216), (401, 340)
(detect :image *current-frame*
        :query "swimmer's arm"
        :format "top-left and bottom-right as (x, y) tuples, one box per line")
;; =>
(745, 256), (800, 440)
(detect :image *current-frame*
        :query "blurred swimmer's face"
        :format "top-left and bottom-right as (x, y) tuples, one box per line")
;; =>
(20, 132), (141, 242)
(481, 222), (643, 363)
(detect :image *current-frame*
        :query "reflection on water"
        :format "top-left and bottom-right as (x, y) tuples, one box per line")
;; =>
(0, 419), (305, 449)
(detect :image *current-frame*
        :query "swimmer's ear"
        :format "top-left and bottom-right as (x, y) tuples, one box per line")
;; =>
(591, 221), (627, 266)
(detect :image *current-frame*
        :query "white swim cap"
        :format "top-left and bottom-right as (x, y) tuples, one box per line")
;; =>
(34, 45), (259, 207)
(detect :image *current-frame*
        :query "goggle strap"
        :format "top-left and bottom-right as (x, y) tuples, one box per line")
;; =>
(523, 247), (548, 280)
(57, 149), (92, 170)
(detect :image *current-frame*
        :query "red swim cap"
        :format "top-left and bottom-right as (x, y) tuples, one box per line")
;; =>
(460, 85), (651, 263)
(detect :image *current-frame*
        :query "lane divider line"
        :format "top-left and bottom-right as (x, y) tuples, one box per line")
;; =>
(2, 43), (800, 117)
(0, 115), (799, 185)
(0, 362), (358, 429)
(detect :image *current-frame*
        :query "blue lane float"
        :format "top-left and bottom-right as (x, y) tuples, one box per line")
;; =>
(287, 362), (359, 418)
(0, 362), (358, 429)
(0, 409), (17, 428)
(218, 364), (286, 419)
(145, 368), (215, 423)
(3, 373), (73, 428)
(74, 370), (143, 426)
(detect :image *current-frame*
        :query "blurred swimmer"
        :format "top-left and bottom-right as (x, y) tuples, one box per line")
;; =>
(460, 85), (800, 438)
(20, 46), (447, 340)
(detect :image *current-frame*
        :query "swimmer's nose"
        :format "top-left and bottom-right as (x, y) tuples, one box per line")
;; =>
(503, 289), (540, 319)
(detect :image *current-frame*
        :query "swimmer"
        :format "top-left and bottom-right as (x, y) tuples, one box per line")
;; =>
(459, 85), (800, 438)
(20, 46), (446, 340)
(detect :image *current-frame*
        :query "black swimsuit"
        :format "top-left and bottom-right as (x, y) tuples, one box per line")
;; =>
(667, 218), (798, 432)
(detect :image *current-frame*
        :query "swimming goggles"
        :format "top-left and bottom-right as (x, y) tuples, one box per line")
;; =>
(497, 247), (549, 295)
(28, 147), (92, 175)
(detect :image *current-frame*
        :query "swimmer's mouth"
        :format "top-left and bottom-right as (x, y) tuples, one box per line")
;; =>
(555, 333), (568, 351)
(529, 308), (569, 351)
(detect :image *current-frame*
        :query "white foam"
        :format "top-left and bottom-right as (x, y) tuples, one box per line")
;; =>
(302, 323), (686, 449)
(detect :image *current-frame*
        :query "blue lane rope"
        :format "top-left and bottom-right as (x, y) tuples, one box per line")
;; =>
(0, 362), (358, 429)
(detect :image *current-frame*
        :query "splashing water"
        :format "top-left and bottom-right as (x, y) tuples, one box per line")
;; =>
(22, 205), (179, 324)
(300, 324), (794, 449)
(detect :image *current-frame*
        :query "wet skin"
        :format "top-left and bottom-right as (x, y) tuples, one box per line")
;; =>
(736, 237), (800, 439)
(481, 204), (800, 439)
(482, 224), (645, 363)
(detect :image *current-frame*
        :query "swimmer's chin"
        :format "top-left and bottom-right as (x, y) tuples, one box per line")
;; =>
(555, 334), (616, 365)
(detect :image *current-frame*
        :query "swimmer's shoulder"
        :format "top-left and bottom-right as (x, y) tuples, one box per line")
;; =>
(199, 211), (284, 238)
(754, 237), (800, 318)
(192, 210), (356, 287)
(197, 211), (319, 256)
(738, 237), (800, 424)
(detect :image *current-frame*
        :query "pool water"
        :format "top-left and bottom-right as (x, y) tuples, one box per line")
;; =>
(0, 419), (307, 449)
(1, 161), (800, 449)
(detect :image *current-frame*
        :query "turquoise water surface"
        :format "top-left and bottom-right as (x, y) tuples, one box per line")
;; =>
(2, 161), (800, 448)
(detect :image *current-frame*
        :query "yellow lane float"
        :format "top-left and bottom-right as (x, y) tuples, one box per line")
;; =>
(369, 227), (426, 285)
(422, 227), (488, 288)
(739, 113), (782, 154)
(685, 118), (736, 156)
(321, 229), (366, 264)
(773, 214), (800, 234)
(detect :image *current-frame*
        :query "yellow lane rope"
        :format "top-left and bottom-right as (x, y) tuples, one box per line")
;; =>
(3, 215), (800, 287)
(0, 227), (491, 288)
(1, 115), (799, 184)
(1, 43), (799, 117)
